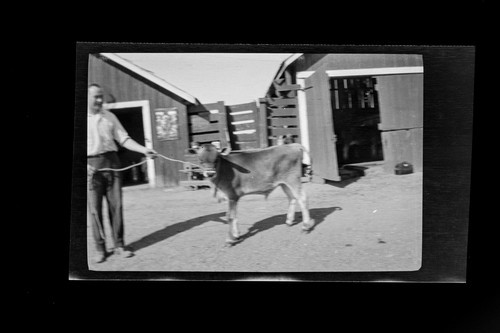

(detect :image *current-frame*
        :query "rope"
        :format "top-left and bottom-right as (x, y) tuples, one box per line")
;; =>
(95, 153), (205, 172)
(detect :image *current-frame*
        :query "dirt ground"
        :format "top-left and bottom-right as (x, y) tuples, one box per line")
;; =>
(87, 163), (422, 273)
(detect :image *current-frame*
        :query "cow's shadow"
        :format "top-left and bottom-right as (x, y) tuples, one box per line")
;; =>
(234, 206), (341, 244)
(127, 206), (341, 252)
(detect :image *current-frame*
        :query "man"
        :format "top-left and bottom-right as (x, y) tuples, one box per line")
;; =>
(87, 83), (157, 263)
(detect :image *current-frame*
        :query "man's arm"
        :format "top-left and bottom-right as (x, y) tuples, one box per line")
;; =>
(122, 138), (157, 158)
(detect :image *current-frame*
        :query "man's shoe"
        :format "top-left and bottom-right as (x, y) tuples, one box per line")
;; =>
(114, 247), (134, 258)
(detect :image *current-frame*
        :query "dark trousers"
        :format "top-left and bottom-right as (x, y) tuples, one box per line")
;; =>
(87, 152), (124, 253)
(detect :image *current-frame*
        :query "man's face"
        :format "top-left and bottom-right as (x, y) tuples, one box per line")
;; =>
(88, 86), (104, 112)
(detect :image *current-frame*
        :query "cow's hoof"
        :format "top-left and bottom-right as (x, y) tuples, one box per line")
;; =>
(225, 236), (240, 246)
(302, 220), (315, 232)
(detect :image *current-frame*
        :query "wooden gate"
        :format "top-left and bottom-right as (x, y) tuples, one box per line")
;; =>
(259, 84), (302, 146)
(181, 101), (230, 188)
(226, 101), (263, 150)
(187, 101), (230, 147)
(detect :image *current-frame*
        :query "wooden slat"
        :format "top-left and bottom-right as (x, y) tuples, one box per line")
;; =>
(230, 112), (255, 122)
(232, 122), (256, 131)
(268, 127), (300, 136)
(190, 110), (221, 122)
(234, 141), (259, 150)
(276, 84), (301, 92)
(270, 118), (299, 127)
(227, 102), (257, 113)
(191, 132), (223, 143)
(269, 108), (298, 117)
(190, 122), (220, 133)
(258, 98), (269, 148)
(267, 98), (297, 106)
(188, 102), (223, 114)
(233, 132), (258, 142)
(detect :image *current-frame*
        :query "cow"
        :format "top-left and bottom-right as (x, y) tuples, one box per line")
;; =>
(187, 143), (315, 245)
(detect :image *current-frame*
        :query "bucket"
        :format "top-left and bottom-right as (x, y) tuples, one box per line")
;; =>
(395, 162), (413, 175)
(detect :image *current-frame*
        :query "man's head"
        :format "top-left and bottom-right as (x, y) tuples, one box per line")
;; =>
(88, 84), (104, 113)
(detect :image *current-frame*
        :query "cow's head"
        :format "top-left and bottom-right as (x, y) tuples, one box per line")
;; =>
(187, 144), (231, 176)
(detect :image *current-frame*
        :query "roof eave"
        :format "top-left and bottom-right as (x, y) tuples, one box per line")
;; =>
(99, 53), (198, 105)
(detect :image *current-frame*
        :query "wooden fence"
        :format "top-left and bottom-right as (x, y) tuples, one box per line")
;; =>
(186, 87), (302, 152)
(226, 101), (263, 150)
(259, 84), (301, 146)
(187, 101), (230, 148)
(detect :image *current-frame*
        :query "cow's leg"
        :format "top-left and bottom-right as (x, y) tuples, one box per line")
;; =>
(281, 184), (297, 226)
(226, 199), (240, 244)
(296, 187), (315, 231)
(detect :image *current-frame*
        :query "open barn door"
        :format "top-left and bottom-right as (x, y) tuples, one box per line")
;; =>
(303, 70), (340, 182)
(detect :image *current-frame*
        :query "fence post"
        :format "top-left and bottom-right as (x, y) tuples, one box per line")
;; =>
(215, 101), (230, 148)
(258, 98), (269, 148)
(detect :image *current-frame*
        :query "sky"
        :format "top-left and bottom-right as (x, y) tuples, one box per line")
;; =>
(115, 53), (294, 105)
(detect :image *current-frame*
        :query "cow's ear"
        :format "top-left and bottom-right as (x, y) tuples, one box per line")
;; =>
(186, 148), (198, 155)
(220, 147), (231, 155)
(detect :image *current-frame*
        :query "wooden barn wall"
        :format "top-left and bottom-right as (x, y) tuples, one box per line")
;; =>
(88, 54), (191, 187)
(375, 74), (424, 130)
(291, 54), (424, 177)
(294, 54), (423, 74)
(382, 128), (423, 173)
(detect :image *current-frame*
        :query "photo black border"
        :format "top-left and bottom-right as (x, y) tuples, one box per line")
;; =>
(69, 43), (473, 283)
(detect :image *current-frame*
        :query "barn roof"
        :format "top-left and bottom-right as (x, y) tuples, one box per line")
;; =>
(99, 53), (198, 105)
(272, 53), (304, 81)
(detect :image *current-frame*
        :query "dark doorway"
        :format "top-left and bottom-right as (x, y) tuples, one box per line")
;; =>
(330, 77), (383, 166)
(109, 107), (149, 187)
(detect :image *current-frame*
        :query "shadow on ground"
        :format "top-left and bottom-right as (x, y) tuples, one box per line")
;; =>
(127, 206), (341, 251)
(326, 165), (368, 188)
(127, 212), (226, 252)
(235, 206), (342, 244)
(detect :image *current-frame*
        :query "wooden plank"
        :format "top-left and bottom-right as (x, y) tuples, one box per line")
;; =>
(215, 102), (230, 147)
(188, 102), (223, 114)
(269, 108), (298, 117)
(267, 98), (297, 106)
(191, 132), (223, 143)
(258, 99), (269, 148)
(230, 112), (255, 122)
(234, 141), (259, 150)
(268, 127), (300, 136)
(270, 118), (299, 127)
(234, 132), (258, 142)
(227, 101), (257, 113)
(231, 122), (256, 131)
(276, 84), (301, 92)
(190, 122), (221, 133)
(304, 69), (340, 181)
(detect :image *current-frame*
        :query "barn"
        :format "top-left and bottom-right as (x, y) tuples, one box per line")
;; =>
(263, 53), (424, 182)
(88, 53), (230, 188)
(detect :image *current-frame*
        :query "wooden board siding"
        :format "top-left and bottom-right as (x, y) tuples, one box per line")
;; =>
(382, 128), (423, 173)
(375, 74), (424, 131)
(88, 54), (192, 187)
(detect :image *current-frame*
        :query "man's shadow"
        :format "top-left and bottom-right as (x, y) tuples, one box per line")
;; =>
(127, 212), (227, 252)
(128, 206), (341, 251)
